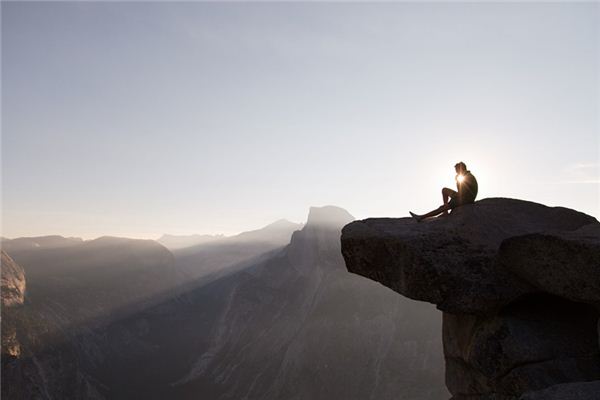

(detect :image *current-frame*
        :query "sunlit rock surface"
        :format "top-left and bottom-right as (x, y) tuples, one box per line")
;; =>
(1, 251), (26, 358)
(341, 198), (600, 400)
(1, 251), (25, 308)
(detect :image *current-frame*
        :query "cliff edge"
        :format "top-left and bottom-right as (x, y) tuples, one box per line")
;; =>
(341, 198), (600, 400)
(1, 251), (26, 358)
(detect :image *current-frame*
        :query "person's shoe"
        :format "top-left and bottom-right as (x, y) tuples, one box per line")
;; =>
(409, 212), (422, 222)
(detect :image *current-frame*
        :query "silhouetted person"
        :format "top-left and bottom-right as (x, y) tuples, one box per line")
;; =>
(410, 162), (478, 222)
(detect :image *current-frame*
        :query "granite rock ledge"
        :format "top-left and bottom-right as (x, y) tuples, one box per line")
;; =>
(341, 198), (600, 400)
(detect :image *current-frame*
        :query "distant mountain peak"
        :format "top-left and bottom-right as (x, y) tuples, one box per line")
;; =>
(306, 205), (354, 228)
(159, 234), (226, 241)
(88, 236), (157, 245)
(234, 219), (303, 244)
(262, 219), (302, 230)
(1, 235), (83, 251)
(157, 234), (225, 250)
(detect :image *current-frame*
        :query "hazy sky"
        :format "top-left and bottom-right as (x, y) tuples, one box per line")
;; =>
(2, 2), (598, 239)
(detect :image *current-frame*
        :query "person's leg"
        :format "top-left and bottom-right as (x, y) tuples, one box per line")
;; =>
(441, 187), (457, 216)
(410, 187), (456, 221)
(415, 204), (450, 220)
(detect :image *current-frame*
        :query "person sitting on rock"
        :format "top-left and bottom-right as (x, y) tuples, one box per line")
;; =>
(410, 161), (478, 222)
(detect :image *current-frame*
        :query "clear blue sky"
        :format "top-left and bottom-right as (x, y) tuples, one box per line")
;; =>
(2, 2), (598, 239)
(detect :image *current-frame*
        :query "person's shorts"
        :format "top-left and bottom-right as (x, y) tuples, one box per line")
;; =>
(449, 196), (475, 210)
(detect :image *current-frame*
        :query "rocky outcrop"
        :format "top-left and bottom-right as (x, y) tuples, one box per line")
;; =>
(519, 380), (600, 400)
(341, 198), (600, 400)
(1, 251), (26, 358)
(1, 251), (25, 308)
(498, 223), (600, 307)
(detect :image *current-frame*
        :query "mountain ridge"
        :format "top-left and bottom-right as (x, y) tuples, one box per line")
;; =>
(2, 205), (446, 400)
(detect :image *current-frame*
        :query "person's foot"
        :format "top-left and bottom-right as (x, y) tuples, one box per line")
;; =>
(409, 212), (422, 222)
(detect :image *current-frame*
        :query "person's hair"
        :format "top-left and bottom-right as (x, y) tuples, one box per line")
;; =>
(454, 162), (467, 172)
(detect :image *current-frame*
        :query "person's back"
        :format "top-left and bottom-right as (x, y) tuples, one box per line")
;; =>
(458, 170), (478, 204)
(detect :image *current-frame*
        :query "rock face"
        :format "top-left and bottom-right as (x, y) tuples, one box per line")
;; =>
(340, 198), (600, 400)
(1, 251), (25, 308)
(520, 381), (600, 400)
(1, 251), (26, 358)
(1, 238), (180, 400)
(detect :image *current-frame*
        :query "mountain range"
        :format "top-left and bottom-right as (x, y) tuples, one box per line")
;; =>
(1, 206), (446, 399)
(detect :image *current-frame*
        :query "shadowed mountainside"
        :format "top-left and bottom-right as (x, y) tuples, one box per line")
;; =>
(171, 219), (303, 283)
(2, 207), (447, 399)
(1, 237), (179, 399)
(164, 206), (446, 399)
(3, 236), (179, 326)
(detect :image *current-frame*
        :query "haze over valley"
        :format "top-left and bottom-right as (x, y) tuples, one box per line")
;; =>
(2, 206), (447, 399)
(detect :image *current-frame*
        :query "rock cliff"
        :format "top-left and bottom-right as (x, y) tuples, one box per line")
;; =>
(1, 251), (26, 358)
(341, 198), (600, 400)
(1, 251), (25, 308)
(1, 238), (179, 399)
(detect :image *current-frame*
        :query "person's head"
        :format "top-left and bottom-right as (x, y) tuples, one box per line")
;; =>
(454, 162), (467, 174)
